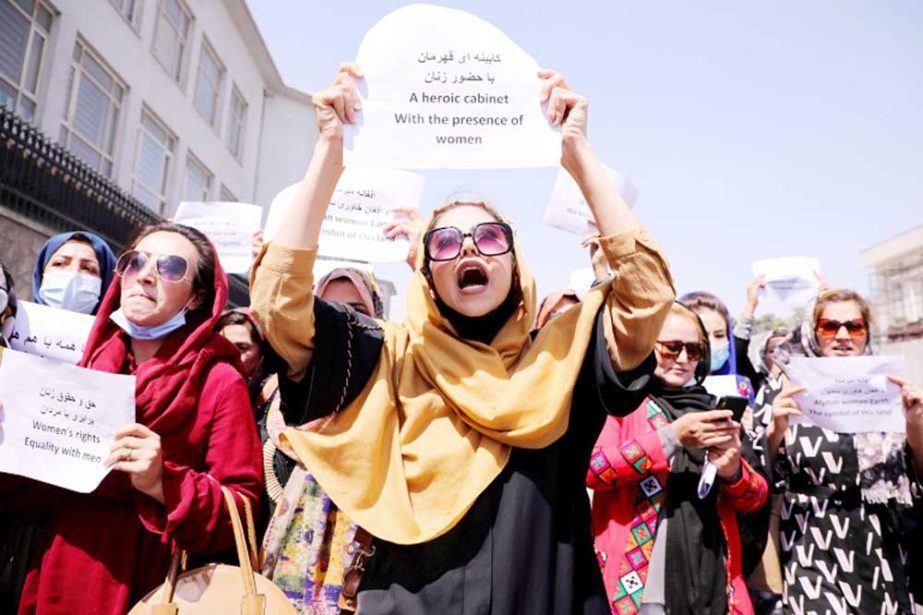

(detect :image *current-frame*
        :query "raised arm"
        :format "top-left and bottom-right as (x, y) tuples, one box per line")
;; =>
(541, 71), (675, 370)
(250, 64), (362, 380)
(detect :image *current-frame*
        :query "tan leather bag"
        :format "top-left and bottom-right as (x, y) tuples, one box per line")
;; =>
(746, 493), (783, 595)
(129, 486), (295, 615)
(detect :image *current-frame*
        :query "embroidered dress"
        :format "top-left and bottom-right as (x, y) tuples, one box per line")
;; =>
(589, 397), (767, 614)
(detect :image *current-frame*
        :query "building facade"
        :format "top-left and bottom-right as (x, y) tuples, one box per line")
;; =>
(860, 225), (923, 385)
(1, 0), (318, 302)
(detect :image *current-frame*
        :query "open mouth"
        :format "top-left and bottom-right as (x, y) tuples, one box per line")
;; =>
(456, 263), (489, 291)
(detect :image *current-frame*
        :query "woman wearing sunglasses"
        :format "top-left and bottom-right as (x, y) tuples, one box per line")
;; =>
(0, 222), (262, 614)
(763, 288), (923, 614)
(250, 63), (674, 614)
(588, 302), (768, 614)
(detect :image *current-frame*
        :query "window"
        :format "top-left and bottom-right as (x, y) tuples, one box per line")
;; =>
(193, 40), (223, 126)
(151, 0), (191, 82)
(133, 109), (175, 213)
(183, 153), (212, 201)
(0, 0), (54, 122)
(219, 184), (237, 201)
(110, 0), (141, 30)
(226, 86), (246, 159)
(60, 42), (126, 177)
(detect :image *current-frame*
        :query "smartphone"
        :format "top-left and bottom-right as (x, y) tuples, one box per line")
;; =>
(715, 395), (748, 422)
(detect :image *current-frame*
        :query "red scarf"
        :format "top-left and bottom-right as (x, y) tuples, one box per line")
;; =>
(78, 246), (243, 433)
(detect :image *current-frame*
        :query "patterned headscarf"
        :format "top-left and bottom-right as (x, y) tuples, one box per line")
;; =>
(314, 268), (384, 318)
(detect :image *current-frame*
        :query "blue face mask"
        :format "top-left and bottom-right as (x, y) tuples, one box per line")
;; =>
(110, 307), (188, 340)
(710, 342), (730, 372)
(39, 272), (102, 314)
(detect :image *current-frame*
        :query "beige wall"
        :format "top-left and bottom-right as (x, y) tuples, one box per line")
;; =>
(879, 338), (923, 388)
(0, 207), (55, 302)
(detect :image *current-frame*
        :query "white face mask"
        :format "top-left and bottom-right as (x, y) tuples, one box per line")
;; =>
(39, 271), (102, 314)
(110, 307), (188, 340)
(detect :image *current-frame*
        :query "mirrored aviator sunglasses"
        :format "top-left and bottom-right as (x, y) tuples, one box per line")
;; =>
(424, 222), (513, 262)
(116, 250), (190, 283)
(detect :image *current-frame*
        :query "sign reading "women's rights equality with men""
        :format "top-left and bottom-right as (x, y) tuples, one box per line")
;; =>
(344, 4), (561, 170)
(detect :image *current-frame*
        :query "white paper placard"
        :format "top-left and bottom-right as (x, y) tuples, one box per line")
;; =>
(751, 256), (821, 310)
(344, 4), (560, 169)
(174, 201), (263, 274)
(7, 301), (94, 364)
(786, 355), (906, 433)
(264, 167), (424, 264)
(544, 165), (638, 235)
(0, 348), (136, 492)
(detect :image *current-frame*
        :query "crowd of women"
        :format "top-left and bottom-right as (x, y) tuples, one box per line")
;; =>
(1, 63), (921, 615)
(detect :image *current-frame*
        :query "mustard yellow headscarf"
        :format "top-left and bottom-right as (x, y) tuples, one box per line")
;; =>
(282, 212), (611, 545)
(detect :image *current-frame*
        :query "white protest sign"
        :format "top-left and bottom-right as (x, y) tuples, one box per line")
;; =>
(786, 355), (906, 433)
(751, 256), (821, 310)
(568, 268), (596, 296)
(174, 201), (263, 274)
(345, 3), (560, 169)
(544, 165), (638, 235)
(0, 348), (136, 492)
(8, 301), (94, 364)
(264, 167), (425, 263)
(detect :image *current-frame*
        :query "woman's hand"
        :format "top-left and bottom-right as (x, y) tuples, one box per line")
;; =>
(105, 423), (165, 503)
(580, 233), (609, 282)
(709, 427), (743, 481)
(766, 384), (805, 461)
(538, 69), (587, 146)
(383, 207), (423, 271)
(887, 374), (923, 425)
(671, 409), (737, 449)
(313, 63), (364, 141)
(888, 375), (923, 473)
(743, 274), (765, 319)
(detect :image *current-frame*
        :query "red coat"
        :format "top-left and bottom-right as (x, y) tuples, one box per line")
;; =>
(1, 359), (262, 615)
(587, 397), (767, 615)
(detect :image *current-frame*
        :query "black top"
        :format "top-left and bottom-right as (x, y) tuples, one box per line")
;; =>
(277, 299), (654, 615)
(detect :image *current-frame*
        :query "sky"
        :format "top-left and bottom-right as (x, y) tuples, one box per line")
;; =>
(247, 0), (923, 320)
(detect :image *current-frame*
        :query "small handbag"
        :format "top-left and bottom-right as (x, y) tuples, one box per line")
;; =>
(129, 486), (295, 615)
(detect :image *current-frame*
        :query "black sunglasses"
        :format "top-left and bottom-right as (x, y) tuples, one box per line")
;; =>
(423, 222), (513, 262)
(116, 250), (191, 284)
(655, 340), (705, 362)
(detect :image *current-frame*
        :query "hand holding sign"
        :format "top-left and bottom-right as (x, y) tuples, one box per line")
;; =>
(314, 63), (364, 141)
(786, 355), (906, 433)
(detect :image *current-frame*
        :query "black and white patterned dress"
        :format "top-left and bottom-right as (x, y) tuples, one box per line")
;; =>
(766, 415), (919, 615)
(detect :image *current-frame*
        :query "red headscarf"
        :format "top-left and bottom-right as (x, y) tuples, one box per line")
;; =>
(78, 236), (243, 433)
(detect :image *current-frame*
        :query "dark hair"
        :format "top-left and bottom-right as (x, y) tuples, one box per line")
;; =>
(216, 309), (262, 346)
(679, 291), (731, 335)
(123, 222), (217, 315)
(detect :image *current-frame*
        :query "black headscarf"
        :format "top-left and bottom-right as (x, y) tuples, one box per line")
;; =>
(650, 381), (728, 614)
(648, 303), (768, 614)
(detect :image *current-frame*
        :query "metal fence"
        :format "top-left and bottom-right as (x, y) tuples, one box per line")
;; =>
(0, 106), (249, 306)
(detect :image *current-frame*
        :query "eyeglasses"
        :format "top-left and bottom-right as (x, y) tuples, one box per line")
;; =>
(655, 340), (705, 361)
(423, 222), (513, 262)
(815, 318), (867, 339)
(116, 250), (190, 284)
